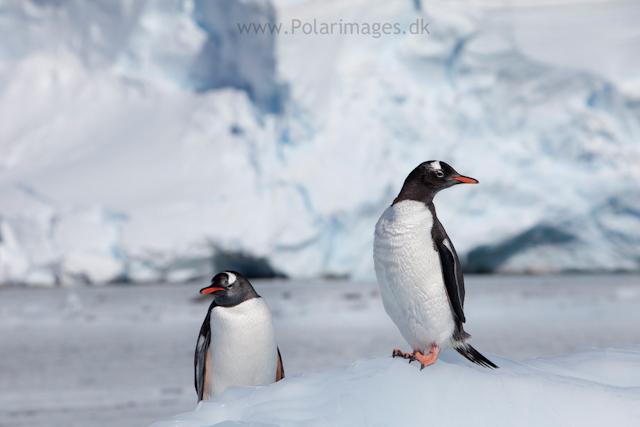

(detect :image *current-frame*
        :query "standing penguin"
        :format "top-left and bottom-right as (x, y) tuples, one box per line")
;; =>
(195, 271), (285, 401)
(373, 161), (497, 370)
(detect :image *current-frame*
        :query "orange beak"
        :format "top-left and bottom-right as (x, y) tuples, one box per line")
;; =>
(452, 176), (478, 184)
(200, 287), (225, 295)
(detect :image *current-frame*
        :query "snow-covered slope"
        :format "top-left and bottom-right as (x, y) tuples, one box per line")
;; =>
(150, 347), (640, 427)
(1, 0), (640, 285)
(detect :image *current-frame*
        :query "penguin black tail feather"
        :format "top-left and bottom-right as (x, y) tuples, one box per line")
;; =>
(455, 344), (498, 369)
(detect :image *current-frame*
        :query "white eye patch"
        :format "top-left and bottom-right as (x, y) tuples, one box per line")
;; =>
(225, 272), (237, 285)
(430, 161), (442, 171)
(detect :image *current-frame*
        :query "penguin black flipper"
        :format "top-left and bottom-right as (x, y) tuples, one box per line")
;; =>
(276, 347), (285, 381)
(194, 306), (212, 401)
(435, 237), (466, 323)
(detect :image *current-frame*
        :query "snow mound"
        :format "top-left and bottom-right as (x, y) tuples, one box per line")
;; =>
(150, 347), (640, 427)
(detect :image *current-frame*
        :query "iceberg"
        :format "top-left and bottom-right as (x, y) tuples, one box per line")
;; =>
(1, 0), (640, 285)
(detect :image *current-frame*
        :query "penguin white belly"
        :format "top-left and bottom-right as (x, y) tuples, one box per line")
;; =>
(373, 200), (456, 351)
(205, 298), (278, 399)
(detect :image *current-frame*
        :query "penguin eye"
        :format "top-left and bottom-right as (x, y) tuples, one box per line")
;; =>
(435, 170), (444, 178)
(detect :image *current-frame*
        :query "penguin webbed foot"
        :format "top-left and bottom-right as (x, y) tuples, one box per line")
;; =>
(406, 355), (426, 371)
(393, 346), (440, 371)
(405, 353), (428, 371)
(391, 349), (426, 369)
(392, 349), (413, 359)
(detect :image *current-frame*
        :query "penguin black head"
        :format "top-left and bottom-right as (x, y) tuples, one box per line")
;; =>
(393, 160), (478, 205)
(199, 271), (259, 307)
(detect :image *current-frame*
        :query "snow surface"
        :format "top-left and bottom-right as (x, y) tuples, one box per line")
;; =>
(150, 348), (640, 427)
(1, 0), (640, 284)
(2, 274), (640, 427)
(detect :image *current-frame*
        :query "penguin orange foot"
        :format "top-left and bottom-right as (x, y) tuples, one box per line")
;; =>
(392, 349), (413, 359)
(408, 345), (441, 370)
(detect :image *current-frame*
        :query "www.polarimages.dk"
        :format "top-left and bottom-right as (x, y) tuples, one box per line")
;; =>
(237, 19), (430, 38)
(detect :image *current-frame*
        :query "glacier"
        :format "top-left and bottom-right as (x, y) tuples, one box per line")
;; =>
(1, 0), (640, 285)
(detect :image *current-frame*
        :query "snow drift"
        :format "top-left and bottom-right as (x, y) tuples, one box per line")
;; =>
(150, 347), (640, 427)
(1, 0), (640, 285)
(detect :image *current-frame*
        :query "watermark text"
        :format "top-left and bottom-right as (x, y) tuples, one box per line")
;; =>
(237, 19), (430, 38)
